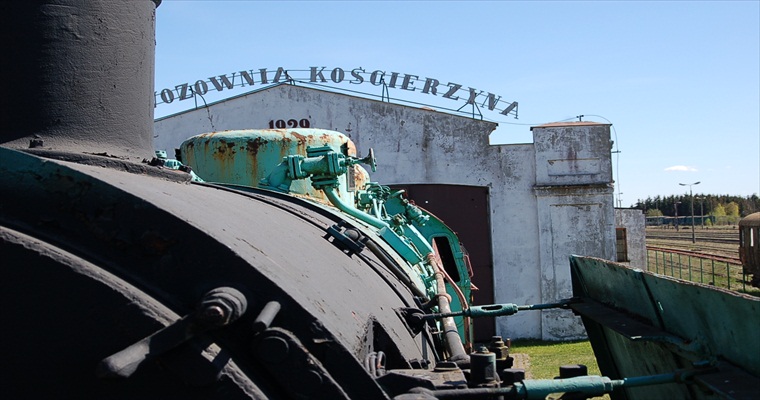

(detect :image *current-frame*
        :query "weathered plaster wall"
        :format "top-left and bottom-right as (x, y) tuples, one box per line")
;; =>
(492, 147), (543, 339)
(531, 123), (616, 340)
(154, 85), (616, 339)
(616, 209), (647, 269)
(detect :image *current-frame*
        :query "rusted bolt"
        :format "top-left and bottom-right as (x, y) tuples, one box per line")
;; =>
(488, 336), (509, 360)
(197, 304), (227, 326)
(197, 287), (248, 328)
(470, 346), (499, 386)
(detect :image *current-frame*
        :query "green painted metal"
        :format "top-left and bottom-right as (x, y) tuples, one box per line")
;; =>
(431, 370), (705, 399)
(519, 369), (702, 399)
(571, 255), (760, 399)
(518, 376), (615, 399)
(383, 192), (474, 339)
(376, 226), (424, 265)
(424, 303), (519, 319)
(277, 146), (441, 298)
(424, 299), (576, 320)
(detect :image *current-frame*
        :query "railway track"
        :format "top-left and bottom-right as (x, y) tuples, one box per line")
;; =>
(645, 230), (738, 245)
(647, 246), (740, 265)
(645, 225), (759, 296)
(645, 227), (739, 259)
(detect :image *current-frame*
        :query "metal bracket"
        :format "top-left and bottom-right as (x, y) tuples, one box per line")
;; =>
(397, 307), (426, 336)
(324, 221), (367, 256)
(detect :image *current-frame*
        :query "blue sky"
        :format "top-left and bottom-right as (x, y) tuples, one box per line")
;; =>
(154, 1), (760, 207)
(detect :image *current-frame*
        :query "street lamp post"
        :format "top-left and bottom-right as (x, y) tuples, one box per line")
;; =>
(695, 196), (705, 229)
(679, 181), (701, 243)
(674, 201), (681, 231)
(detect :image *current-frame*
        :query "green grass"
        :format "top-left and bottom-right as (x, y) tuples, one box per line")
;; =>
(510, 339), (602, 379)
(510, 340), (610, 399)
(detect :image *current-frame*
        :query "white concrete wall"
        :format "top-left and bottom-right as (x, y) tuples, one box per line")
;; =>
(492, 146), (543, 339)
(531, 123), (616, 340)
(616, 209), (647, 269)
(154, 85), (616, 339)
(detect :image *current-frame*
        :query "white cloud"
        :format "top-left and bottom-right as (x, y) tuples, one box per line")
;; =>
(664, 165), (698, 172)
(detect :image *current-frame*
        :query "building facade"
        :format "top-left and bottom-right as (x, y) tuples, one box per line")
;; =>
(615, 208), (648, 269)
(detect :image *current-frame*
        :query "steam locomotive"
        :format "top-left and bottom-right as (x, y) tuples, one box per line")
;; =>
(2, 1), (758, 399)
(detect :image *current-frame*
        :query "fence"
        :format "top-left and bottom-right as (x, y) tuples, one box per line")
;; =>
(647, 246), (751, 293)
(645, 215), (730, 226)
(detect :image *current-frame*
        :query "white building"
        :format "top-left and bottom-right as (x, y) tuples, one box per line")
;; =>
(154, 83), (619, 340)
(615, 208), (647, 269)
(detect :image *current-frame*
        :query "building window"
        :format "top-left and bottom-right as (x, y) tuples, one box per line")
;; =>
(616, 228), (629, 262)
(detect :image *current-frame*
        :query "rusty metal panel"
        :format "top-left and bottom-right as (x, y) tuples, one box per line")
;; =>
(179, 129), (356, 203)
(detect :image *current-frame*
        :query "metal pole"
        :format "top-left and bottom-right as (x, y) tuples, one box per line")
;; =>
(699, 197), (704, 229)
(679, 182), (700, 242)
(654, 250), (657, 273)
(690, 188), (696, 243)
(727, 262), (731, 290)
(689, 186), (697, 243)
(700, 258), (704, 283)
(674, 203), (680, 232)
(656, 250), (659, 273)
(711, 259), (715, 285)
(688, 256), (692, 282)
(678, 254), (682, 278)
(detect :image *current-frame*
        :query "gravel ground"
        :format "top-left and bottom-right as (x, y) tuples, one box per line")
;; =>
(509, 353), (532, 379)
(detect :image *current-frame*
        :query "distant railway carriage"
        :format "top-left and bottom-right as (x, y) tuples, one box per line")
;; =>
(739, 212), (760, 287)
(645, 215), (715, 227)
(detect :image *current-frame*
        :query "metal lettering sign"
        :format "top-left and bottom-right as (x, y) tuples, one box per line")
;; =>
(155, 67), (518, 118)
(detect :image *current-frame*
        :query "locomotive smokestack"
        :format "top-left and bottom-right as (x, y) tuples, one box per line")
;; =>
(0, 0), (160, 161)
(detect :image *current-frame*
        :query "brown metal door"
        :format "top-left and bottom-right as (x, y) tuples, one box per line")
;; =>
(393, 184), (495, 341)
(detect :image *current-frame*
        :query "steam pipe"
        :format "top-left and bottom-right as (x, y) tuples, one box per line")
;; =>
(428, 254), (468, 362)
(434, 253), (473, 352)
(322, 187), (390, 230)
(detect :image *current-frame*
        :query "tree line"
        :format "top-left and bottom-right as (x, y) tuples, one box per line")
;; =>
(634, 194), (760, 222)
